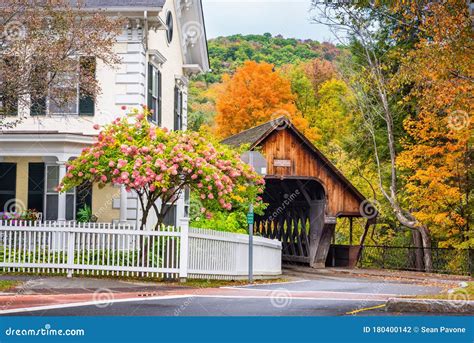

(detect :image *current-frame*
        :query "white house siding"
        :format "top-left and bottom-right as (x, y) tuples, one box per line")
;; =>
(0, 0), (209, 229)
(149, 0), (188, 131)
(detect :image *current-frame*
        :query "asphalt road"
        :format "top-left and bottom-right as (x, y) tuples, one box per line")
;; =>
(237, 277), (440, 295)
(2, 277), (444, 316)
(11, 296), (388, 316)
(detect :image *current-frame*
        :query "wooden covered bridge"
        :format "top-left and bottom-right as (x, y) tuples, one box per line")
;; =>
(222, 117), (375, 268)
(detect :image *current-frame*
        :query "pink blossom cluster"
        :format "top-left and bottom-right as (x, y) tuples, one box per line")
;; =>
(59, 111), (265, 219)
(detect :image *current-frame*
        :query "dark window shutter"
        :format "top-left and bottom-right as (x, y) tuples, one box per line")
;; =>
(27, 163), (45, 212)
(79, 57), (96, 116)
(174, 86), (180, 131)
(147, 63), (153, 120)
(157, 70), (162, 126)
(1, 58), (18, 116)
(179, 89), (183, 129)
(30, 65), (47, 116)
(0, 163), (16, 211)
(0, 92), (18, 116)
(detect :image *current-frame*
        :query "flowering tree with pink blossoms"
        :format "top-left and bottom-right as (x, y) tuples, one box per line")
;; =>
(59, 109), (265, 230)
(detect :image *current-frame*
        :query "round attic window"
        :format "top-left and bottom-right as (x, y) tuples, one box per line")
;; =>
(166, 12), (173, 44)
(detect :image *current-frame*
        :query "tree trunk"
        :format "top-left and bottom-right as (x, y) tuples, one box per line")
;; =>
(411, 230), (424, 271)
(418, 225), (432, 273)
(392, 205), (433, 272)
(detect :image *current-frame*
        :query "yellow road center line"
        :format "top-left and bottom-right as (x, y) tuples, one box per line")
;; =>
(346, 304), (386, 315)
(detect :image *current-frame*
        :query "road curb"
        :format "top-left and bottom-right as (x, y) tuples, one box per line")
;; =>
(386, 298), (474, 314)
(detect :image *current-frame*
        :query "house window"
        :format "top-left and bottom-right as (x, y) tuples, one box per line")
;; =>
(31, 57), (96, 116)
(147, 63), (162, 125)
(44, 165), (75, 221)
(184, 187), (190, 218)
(166, 11), (174, 44)
(163, 205), (177, 227)
(174, 86), (183, 131)
(0, 90), (18, 117)
(0, 163), (16, 213)
(0, 97), (17, 116)
(0, 58), (18, 116)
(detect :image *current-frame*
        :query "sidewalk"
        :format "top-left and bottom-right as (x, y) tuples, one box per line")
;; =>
(0, 275), (190, 295)
(283, 265), (472, 286)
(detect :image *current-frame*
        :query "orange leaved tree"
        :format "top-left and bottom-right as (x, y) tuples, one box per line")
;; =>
(215, 61), (318, 140)
(396, 0), (473, 248)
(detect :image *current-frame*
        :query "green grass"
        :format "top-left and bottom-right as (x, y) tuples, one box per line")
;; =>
(0, 271), (288, 289)
(0, 280), (20, 292)
(412, 282), (473, 300)
(175, 278), (289, 288)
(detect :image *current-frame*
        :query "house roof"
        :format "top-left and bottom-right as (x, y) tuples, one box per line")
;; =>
(221, 117), (366, 202)
(72, 0), (166, 9)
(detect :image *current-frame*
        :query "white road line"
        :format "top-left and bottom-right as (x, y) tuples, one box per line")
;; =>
(221, 287), (399, 297)
(0, 294), (385, 314)
(220, 279), (311, 289)
(0, 293), (388, 314)
(0, 295), (193, 315)
(193, 295), (386, 302)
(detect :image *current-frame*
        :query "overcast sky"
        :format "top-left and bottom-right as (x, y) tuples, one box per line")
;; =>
(202, 0), (336, 42)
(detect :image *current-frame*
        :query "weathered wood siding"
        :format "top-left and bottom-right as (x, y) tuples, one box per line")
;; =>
(259, 129), (362, 217)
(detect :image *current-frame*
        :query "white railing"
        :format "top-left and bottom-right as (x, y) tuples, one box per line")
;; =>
(0, 221), (282, 280)
(188, 228), (282, 280)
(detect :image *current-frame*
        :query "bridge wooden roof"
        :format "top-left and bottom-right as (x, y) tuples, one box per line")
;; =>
(222, 117), (366, 217)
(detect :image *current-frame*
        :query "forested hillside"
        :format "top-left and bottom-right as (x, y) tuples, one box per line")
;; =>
(201, 34), (342, 83)
(188, 34), (345, 132)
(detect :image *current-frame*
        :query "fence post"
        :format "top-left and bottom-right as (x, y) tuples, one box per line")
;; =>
(382, 246), (386, 269)
(179, 218), (189, 282)
(66, 229), (75, 278)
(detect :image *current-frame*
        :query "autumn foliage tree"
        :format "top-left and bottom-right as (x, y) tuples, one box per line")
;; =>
(59, 109), (265, 230)
(396, 0), (473, 248)
(313, 0), (473, 271)
(0, 0), (123, 120)
(303, 58), (336, 93)
(215, 61), (318, 141)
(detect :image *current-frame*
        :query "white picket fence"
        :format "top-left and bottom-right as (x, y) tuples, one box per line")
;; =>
(188, 228), (282, 280)
(0, 221), (281, 280)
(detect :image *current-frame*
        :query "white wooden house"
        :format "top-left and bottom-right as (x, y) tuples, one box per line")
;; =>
(0, 0), (209, 230)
